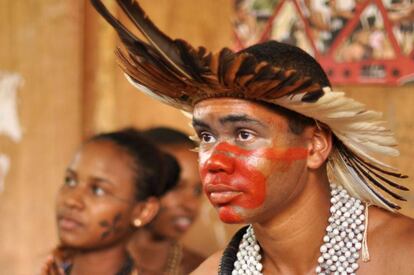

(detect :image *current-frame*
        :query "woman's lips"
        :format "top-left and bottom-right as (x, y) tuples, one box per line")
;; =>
(57, 216), (83, 231)
(174, 216), (193, 231)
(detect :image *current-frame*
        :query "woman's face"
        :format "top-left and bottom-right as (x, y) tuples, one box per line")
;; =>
(150, 146), (202, 240)
(56, 140), (138, 249)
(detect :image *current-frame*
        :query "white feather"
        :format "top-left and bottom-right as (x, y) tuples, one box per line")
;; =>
(270, 87), (403, 209)
(328, 149), (396, 212)
(272, 87), (400, 158)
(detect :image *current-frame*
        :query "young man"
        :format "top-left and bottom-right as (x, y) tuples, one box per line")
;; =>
(91, 1), (414, 274)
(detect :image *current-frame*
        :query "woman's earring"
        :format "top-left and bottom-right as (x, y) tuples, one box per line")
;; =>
(133, 218), (143, 227)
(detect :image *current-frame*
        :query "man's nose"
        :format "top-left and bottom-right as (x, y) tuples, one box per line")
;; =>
(205, 151), (235, 174)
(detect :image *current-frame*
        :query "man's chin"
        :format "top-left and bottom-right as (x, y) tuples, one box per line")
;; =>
(218, 206), (244, 223)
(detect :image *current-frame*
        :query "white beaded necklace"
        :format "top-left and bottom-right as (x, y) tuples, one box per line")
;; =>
(232, 184), (366, 275)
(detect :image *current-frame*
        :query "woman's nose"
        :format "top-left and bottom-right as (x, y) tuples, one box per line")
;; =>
(182, 191), (201, 214)
(61, 187), (85, 210)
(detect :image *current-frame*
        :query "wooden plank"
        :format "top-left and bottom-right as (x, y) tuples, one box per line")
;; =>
(0, 0), (83, 273)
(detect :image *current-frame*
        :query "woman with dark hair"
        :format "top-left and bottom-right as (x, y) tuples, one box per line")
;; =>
(127, 127), (205, 274)
(41, 128), (180, 275)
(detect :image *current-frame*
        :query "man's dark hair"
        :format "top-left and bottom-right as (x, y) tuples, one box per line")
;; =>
(240, 41), (328, 134)
(143, 127), (196, 148)
(240, 40), (331, 87)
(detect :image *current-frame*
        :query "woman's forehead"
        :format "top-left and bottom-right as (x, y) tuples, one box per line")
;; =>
(71, 141), (136, 180)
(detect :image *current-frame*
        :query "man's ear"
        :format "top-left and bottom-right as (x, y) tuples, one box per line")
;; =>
(131, 197), (160, 228)
(307, 125), (332, 169)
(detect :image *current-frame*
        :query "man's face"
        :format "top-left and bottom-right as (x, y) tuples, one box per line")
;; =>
(193, 98), (311, 224)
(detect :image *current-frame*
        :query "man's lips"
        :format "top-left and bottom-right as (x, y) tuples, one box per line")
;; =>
(204, 183), (239, 193)
(209, 191), (242, 205)
(205, 184), (242, 205)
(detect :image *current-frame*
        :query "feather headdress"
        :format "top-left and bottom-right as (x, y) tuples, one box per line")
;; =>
(90, 0), (409, 211)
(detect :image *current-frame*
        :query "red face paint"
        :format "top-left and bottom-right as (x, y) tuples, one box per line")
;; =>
(218, 207), (243, 223)
(200, 142), (308, 223)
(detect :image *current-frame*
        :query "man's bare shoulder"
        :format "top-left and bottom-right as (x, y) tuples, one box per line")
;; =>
(190, 249), (224, 275)
(369, 206), (414, 244)
(363, 206), (414, 274)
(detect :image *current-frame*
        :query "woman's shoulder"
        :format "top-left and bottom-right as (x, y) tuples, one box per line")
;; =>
(181, 246), (206, 273)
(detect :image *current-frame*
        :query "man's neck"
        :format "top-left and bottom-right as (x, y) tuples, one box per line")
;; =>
(254, 170), (331, 274)
(70, 242), (129, 275)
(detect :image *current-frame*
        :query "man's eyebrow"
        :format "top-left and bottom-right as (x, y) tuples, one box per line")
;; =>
(219, 114), (265, 127)
(192, 118), (211, 129)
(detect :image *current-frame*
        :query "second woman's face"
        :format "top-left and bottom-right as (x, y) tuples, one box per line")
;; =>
(150, 146), (202, 240)
(56, 140), (138, 249)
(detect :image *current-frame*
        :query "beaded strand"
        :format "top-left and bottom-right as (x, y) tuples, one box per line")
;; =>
(231, 184), (366, 275)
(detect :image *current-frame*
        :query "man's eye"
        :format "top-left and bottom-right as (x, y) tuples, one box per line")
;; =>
(92, 185), (105, 197)
(64, 176), (77, 187)
(200, 132), (216, 144)
(237, 130), (254, 141)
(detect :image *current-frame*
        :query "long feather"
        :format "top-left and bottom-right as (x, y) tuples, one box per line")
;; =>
(90, 0), (143, 48)
(328, 148), (400, 211)
(116, 0), (193, 80)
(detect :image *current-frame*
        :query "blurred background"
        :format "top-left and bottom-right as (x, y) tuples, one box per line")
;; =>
(0, 0), (413, 274)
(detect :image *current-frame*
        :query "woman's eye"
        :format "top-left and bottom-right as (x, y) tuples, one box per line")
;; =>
(193, 185), (202, 197)
(237, 130), (254, 141)
(64, 176), (77, 187)
(92, 185), (105, 197)
(200, 132), (216, 144)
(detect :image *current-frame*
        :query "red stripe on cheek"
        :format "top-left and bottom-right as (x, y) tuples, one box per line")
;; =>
(263, 147), (308, 161)
(214, 142), (308, 162)
(232, 158), (266, 209)
(215, 142), (250, 156)
(261, 147), (308, 172)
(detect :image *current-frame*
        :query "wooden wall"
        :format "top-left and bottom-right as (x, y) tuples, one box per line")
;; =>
(0, 0), (413, 274)
(0, 0), (83, 274)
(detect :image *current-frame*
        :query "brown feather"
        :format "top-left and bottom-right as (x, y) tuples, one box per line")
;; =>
(351, 155), (409, 191)
(116, 0), (193, 80)
(223, 54), (248, 88)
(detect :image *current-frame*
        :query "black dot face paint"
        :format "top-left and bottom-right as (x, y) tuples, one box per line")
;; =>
(100, 212), (123, 240)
